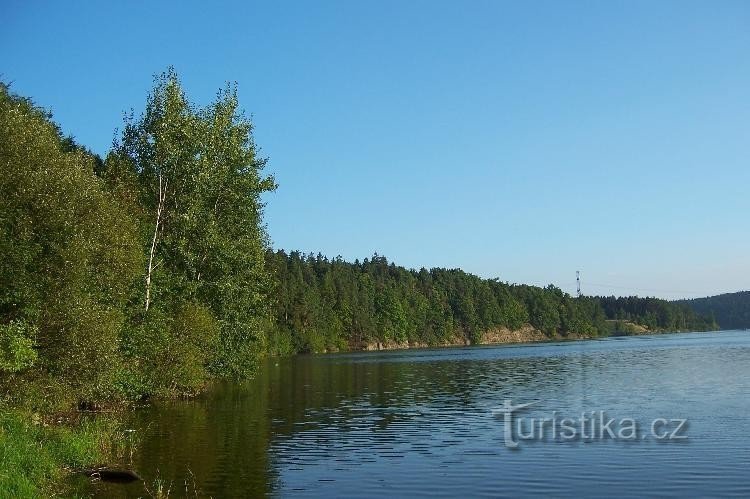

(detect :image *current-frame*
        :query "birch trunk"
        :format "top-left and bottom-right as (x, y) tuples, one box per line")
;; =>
(145, 174), (167, 311)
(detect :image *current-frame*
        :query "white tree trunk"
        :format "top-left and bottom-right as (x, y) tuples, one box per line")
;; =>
(145, 174), (167, 311)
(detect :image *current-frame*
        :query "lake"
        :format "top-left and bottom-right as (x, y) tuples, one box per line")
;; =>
(91, 330), (750, 497)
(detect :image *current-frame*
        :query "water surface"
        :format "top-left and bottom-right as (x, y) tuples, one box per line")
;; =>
(93, 330), (750, 497)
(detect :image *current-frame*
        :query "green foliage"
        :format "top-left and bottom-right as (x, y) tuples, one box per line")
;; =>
(0, 321), (37, 373)
(110, 68), (275, 378)
(500, 295), (529, 331)
(0, 82), (142, 408)
(678, 291), (748, 330)
(119, 304), (220, 397)
(266, 251), (717, 352)
(597, 295), (716, 332)
(167, 303), (220, 394)
(1, 71), (275, 410)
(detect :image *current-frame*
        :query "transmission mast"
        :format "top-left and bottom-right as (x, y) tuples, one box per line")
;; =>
(576, 271), (581, 298)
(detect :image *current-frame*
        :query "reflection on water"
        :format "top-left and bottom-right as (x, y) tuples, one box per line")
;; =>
(93, 331), (750, 497)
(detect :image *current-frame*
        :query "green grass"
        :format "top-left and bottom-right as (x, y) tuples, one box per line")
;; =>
(0, 408), (125, 498)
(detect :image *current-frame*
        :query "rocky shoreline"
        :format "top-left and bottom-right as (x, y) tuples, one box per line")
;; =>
(352, 325), (592, 352)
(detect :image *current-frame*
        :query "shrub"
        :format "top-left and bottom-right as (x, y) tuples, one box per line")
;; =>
(0, 321), (37, 373)
(121, 304), (219, 397)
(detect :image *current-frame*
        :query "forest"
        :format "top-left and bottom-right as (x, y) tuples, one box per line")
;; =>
(0, 71), (720, 495)
(265, 250), (718, 354)
(678, 291), (750, 330)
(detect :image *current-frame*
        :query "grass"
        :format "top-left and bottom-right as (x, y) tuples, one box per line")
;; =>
(0, 408), (129, 498)
(142, 467), (201, 499)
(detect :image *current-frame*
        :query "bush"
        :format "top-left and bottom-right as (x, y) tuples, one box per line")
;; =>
(0, 321), (37, 373)
(121, 304), (219, 397)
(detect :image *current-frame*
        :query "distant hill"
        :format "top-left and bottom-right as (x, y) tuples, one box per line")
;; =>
(677, 291), (750, 330)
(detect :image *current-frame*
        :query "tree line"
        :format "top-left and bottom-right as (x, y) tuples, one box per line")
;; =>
(677, 291), (750, 330)
(265, 250), (718, 354)
(0, 71), (718, 413)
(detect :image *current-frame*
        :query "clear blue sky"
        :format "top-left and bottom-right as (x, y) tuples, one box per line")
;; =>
(2, 0), (748, 299)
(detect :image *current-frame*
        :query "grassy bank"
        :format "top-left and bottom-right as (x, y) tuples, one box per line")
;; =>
(0, 408), (130, 497)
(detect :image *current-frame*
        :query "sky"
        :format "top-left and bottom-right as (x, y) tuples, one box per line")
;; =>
(2, 0), (748, 299)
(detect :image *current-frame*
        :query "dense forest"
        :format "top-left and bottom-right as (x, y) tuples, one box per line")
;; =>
(265, 250), (718, 354)
(678, 291), (750, 330)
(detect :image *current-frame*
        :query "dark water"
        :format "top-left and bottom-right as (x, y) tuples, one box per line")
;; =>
(91, 330), (750, 497)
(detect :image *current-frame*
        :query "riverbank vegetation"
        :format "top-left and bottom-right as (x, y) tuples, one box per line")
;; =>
(0, 71), (718, 495)
(1, 71), (275, 495)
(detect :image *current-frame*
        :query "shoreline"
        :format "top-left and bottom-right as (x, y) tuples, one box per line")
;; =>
(338, 325), (592, 353)
(316, 325), (720, 355)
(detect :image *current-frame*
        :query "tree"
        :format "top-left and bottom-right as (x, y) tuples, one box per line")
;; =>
(110, 69), (276, 378)
(0, 83), (142, 407)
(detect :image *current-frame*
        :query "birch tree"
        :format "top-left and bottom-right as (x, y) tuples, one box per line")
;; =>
(112, 69), (276, 377)
(115, 69), (199, 312)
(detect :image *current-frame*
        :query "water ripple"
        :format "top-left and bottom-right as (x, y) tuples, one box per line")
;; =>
(94, 330), (750, 498)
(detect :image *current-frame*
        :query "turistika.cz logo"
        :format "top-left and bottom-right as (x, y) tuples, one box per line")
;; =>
(492, 400), (688, 449)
